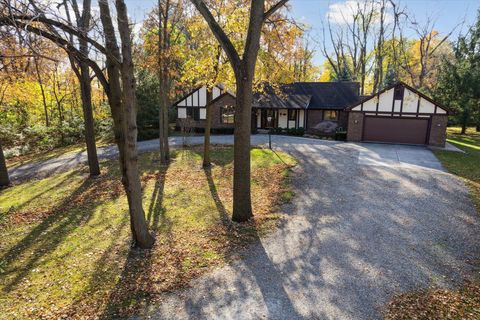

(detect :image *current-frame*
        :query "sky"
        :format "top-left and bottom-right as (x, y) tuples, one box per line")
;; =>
(125, 0), (479, 65)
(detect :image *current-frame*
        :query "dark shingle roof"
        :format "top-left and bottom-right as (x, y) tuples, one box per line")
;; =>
(253, 82), (360, 110)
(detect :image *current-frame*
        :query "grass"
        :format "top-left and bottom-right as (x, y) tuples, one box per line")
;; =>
(433, 127), (480, 210)
(0, 146), (296, 319)
(385, 127), (480, 319)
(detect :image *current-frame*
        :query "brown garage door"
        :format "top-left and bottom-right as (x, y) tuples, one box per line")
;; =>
(363, 117), (429, 145)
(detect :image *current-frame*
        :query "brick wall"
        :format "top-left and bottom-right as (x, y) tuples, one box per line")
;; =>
(428, 115), (448, 147)
(176, 94), (235, 130)
(306, 110), (323, 133)
(338, 111), (348, 130)
(346, 112), (364, 142)
(210, 95), (236, 129)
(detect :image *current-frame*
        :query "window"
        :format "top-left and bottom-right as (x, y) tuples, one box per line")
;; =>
(394, 85), (404, 100)
(221, 105), (235, 124)
(186, 108), (200, 121)
(323, 110), (338, 121)
(288, 110), (296, 121)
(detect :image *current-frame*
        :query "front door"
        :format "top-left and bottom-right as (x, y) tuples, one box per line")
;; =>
(261, 109), (277, 128)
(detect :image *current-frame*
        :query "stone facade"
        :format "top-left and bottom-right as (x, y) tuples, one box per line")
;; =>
(428, 115), (448, 147)
(346, 112), (364, 142)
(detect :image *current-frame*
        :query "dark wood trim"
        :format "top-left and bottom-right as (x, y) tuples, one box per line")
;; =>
(361, 114), (432, 119)
(416, 97), (421, 117)
(399, 90), (404, 115)
(391, 88), (396, 116)
(305, 109), (309, 131)
(345, 81), (450, 114)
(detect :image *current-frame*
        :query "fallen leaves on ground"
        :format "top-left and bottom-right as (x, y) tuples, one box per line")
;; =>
(385, 282), (480, 320)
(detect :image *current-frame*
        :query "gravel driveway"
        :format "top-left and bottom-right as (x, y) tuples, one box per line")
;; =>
(140, 137), (479, 319)
(8, 135), (480, 319)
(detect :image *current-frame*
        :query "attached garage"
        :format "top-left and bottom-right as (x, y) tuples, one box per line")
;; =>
(346, 82), (449, 147)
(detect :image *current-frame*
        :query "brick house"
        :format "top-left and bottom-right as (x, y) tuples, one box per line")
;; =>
(173, 81), (448, 146)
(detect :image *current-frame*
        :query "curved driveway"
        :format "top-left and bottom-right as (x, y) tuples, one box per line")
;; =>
(8, 135), (480, 319)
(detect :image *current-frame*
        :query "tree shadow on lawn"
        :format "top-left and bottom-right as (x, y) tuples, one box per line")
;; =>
(97, 147), (299, 319)
(0, 169), (123, 294)
(98, 165), (169, 319)
(146, 156), (302, 319)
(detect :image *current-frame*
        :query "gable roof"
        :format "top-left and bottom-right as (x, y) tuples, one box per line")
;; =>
(345, 81), (450, 114)
(253, 82), (360, 110)
(172, 84), (225, 107)
(207, 91), (236, 105)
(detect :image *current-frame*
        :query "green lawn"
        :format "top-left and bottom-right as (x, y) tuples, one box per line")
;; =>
(0, 146), (296, 319)
(433, 127), (480, 210)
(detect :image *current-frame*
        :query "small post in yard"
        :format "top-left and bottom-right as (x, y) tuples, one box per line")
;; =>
(267, 115), (272, 149)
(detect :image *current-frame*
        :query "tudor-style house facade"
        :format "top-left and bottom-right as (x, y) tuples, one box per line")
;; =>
(172, 81), (448, 146)
(346, 82), (449, 146)
(174, 82), (361, 135)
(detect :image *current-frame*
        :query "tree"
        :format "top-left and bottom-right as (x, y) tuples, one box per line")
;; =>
(1, 0), (155, 248)
(22, 0), (101, 176)
(435, 10), (480, 134)
(0, 141), (9, 187)
(191, 0), (289, 222)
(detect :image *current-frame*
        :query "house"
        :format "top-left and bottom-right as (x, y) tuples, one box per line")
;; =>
(174, 82), (360, 134)
(174, 84), (236, 131)
(173, 81), (448, 147)
(346, 82), (448, 146)
(252, 82), (360, 134)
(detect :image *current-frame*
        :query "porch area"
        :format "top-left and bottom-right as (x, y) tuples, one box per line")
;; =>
(253, 108), (305, 130)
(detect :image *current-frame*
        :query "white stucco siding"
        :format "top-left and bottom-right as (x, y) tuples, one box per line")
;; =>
(199, 108), (206, 120)
(176, 85), (216, 107)
(288, 120), (296, 128)
(378, 89), (394, 112)
(393, 100), (402, 112)
(178, 107), (187, 119)
(419, 98), (435, 114)
(199, 87), (207, 106)
(298, 110), (305, 128)
(278, 109), (288, 128)
(402, 89), (418, 113)
(362, 98), (378, 111)
(436, 107), (447, 114)
(213, 86), (221, 99)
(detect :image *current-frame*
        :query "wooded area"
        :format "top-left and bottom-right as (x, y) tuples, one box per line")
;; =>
(0, 0), (479, 243)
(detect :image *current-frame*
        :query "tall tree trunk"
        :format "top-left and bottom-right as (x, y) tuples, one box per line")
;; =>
(0, 142), (10, 187)
(232, 75), (253, 222)
(79, 59), (101, 176)
(66, 0), (100, 176)
(34, 57), (49, 127)
(203, 89), (213, 168)
(461, 108), (469, 135)
(99, 0), (154, 248)
(157, 0), (170, 165)
(158, 77), (170, 164)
